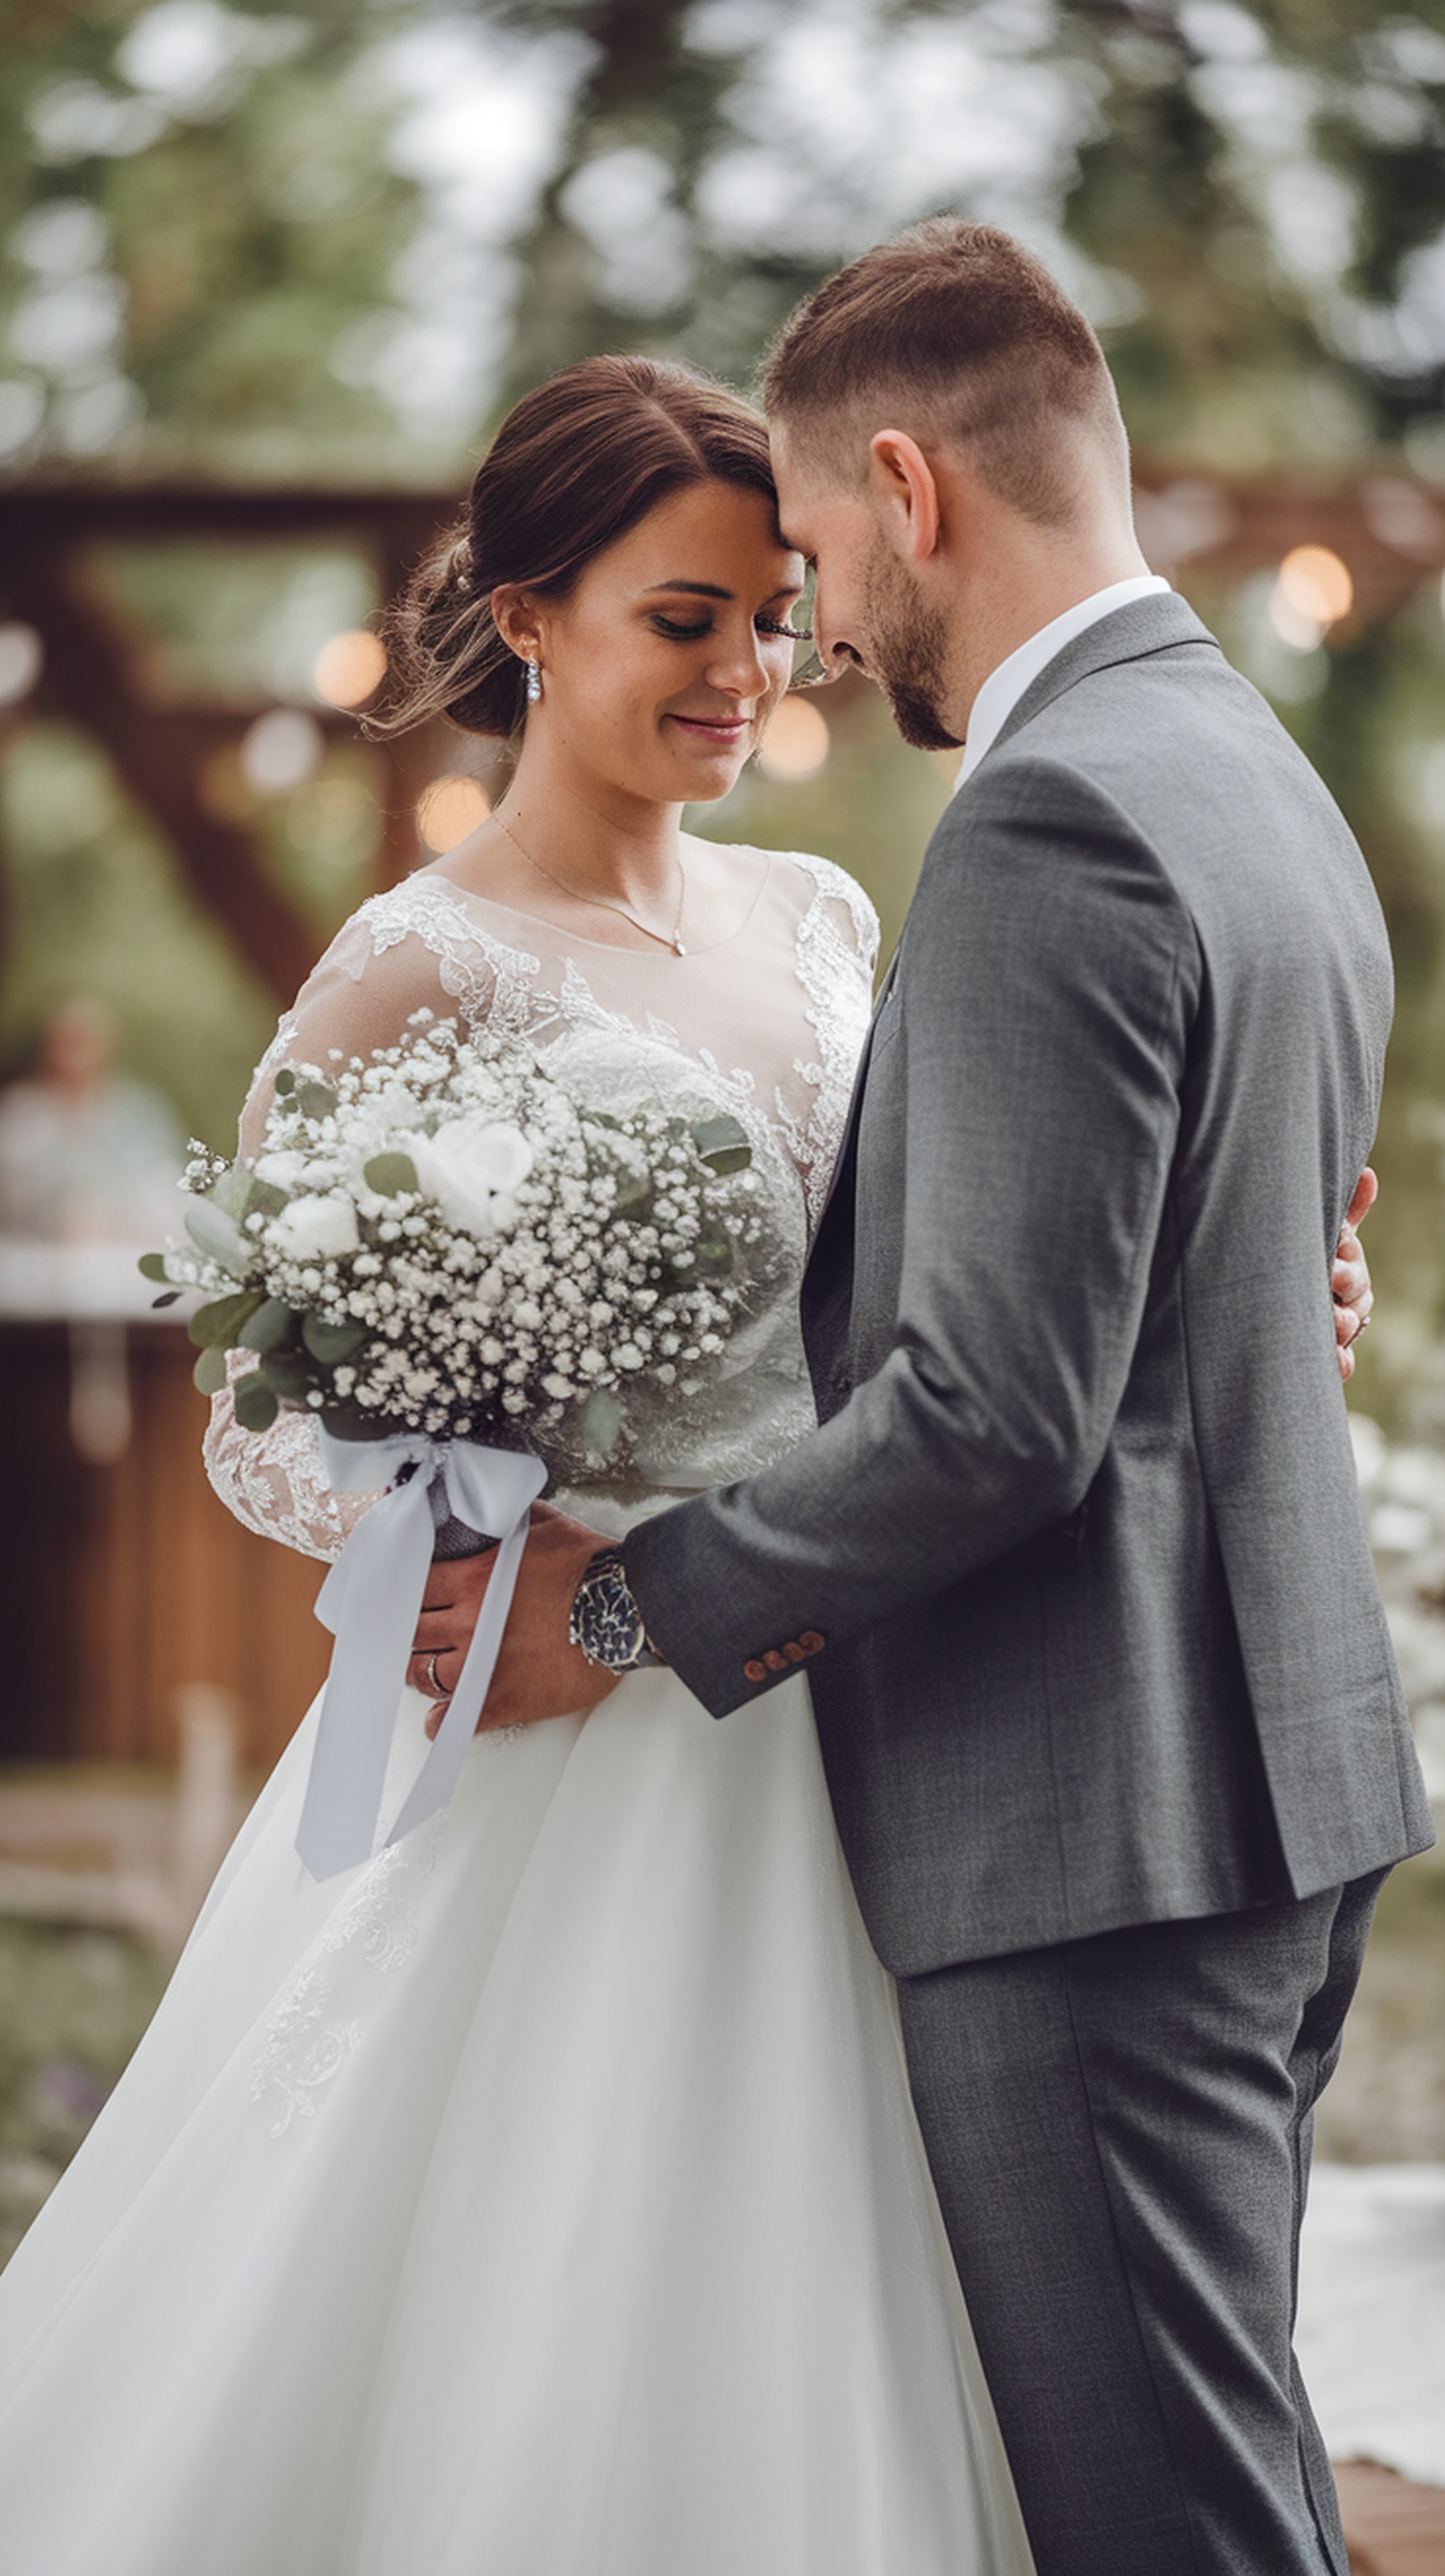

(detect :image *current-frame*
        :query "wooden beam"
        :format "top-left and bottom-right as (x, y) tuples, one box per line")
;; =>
(0, 483), (474, 904)
(5, 540), (319, 1002)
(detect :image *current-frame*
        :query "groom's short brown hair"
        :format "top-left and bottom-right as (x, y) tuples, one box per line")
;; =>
(761, 219), (1125, 531)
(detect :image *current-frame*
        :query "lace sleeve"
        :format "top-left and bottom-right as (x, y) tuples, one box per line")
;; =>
(238, 878), (540, 1155)
(202, 1358), (381, 1563)
(207, 873), (543, 1555)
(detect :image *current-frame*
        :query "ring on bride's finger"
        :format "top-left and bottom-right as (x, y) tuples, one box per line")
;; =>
(426, 1651), (448, 1697)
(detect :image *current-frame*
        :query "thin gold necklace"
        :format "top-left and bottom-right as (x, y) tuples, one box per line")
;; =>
(492, 808), (688, 957)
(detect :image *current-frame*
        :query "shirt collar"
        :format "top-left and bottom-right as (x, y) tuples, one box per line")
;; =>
(954, 574), (1171, 792)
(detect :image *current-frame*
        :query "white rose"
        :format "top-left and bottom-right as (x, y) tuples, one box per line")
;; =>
(269, 1192), (359, 1259)
(408, 1117), (534, 1239)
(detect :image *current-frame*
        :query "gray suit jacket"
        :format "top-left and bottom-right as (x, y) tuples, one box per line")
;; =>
(626, 593), (1433, 1976)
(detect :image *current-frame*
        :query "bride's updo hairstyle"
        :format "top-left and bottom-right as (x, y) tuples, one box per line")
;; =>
(377, 354), (777, 741)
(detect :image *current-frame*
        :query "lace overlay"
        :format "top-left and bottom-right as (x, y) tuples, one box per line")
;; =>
(250, 1819), (442, 2137)
(203, 846), (878, 1561)
(783, 853), (880, 1229)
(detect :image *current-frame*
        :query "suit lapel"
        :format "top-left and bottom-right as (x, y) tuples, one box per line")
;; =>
(808, 941), (901, 1255)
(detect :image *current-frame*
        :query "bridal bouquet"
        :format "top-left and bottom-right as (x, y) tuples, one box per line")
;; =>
(145, 1008), (777, 1488)
(145, 1012), (784, 1882)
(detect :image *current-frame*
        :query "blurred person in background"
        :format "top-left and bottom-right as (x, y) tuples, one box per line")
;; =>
(0, 995), (181, 1248)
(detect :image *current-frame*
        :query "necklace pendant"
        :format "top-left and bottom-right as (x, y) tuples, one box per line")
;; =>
(673, 939), (687, 957)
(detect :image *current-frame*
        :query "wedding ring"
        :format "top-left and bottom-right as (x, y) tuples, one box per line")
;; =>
(426, 1651), (447, 1697)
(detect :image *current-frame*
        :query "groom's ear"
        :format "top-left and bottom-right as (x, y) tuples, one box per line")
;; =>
(867, 431), (942, 565)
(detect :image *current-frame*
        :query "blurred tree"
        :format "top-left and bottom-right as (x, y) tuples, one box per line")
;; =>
(0, 0), (433, 478)
(3, 2), (1443, 483)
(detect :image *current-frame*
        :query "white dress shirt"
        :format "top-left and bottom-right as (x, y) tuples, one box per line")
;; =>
(955, 573), (1170, 790)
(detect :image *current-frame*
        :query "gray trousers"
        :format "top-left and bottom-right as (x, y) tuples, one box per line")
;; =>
(896, 1872), (1385, 2576)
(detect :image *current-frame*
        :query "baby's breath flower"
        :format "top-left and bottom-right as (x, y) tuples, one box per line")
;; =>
(158, 1012), (783, 1480)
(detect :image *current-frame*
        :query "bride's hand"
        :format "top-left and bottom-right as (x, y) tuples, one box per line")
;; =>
(410, 1501), (620, 1736)
(1333, 1168), (1378, 1382)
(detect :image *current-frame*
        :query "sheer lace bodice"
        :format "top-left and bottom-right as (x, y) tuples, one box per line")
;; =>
(204, 848), (878, 1560)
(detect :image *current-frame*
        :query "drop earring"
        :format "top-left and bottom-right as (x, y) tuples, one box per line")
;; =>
(525, 658), (541, 704)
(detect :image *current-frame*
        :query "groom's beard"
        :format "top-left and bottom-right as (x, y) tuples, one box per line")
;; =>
(860, 545), (960, 753)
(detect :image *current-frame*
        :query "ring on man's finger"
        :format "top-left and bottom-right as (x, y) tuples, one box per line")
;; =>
(426, 1651), (448, 1696)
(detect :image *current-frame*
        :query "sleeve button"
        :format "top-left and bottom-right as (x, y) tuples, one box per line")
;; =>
(799, 1630), (825, 1655)
(743, 1659), (768, 1684)
(782, 1640), (805, 1664)
(763, 1649), (787, 1672)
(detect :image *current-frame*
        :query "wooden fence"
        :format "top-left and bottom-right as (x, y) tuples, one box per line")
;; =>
(1, 1321), (328, 1772)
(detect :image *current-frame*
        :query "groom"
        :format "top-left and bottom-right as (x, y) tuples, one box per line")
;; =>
(422, 223), (1432, 2570)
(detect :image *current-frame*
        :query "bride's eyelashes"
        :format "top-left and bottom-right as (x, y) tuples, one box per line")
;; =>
(646, 613), (810, 644)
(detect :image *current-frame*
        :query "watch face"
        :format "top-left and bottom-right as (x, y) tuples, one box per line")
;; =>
(574, 1554), (644, 1670)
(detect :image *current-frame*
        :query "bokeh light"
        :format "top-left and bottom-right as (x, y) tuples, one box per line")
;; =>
(1270, 543), (1353, 651)
(313, 628), (387, 708)
(240, 707), (325, 794)
(757, 698), (830, 781)
(417, 775), (490, 852)
(0, 621), (44, 708)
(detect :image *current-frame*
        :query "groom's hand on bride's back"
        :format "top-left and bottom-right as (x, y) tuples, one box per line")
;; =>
(411, 1503), (619, 1738)
(1333, 1168), (1378, 1381)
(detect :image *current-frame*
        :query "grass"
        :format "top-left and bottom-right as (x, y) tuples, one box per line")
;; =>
(0, 1918), (170, 2267)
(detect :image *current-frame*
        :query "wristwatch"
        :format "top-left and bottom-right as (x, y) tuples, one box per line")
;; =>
(569, 1545), (665, 1671)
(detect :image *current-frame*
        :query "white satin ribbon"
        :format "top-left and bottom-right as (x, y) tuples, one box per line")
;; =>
(298, 1430), (546, 1881)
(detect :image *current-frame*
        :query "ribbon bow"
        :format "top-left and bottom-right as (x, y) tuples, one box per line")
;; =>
(298, 1431), (546, 1881)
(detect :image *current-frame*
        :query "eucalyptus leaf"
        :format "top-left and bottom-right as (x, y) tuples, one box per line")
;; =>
(188, 1286), (266, 1349)
(183, 1196), (255, 1279)
(258, 1351), (316, 1402)
(192, 1346), (228, 1397)
(151, 1290), (182, 1310)
(138, 1250), (170, 1283)
(221, 1168), (287, 1225)
(237, 1296), (296, 1354)
(209, 1164), (252, 1222)
(302, 1311), (370, 1364)
(296, 1078), (336, 1118)
(363, 1151), (419, 1198)
(233, 1376), (280, 1433)
(689, 1115), (751, 1175)
(273, 1066), (296, 1095)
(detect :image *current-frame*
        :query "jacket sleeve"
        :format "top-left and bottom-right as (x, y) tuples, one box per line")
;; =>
(624, 759), (1200, 1715)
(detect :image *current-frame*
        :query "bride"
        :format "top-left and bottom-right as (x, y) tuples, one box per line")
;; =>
(0, 354), (1034, 2576)
(0, 355), (1367, 2576)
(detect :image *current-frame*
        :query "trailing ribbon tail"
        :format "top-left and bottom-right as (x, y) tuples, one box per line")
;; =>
(298, 1431), (546, 1881)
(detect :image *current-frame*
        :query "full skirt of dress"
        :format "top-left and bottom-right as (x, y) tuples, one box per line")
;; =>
(0, 1664), (1034, 2576)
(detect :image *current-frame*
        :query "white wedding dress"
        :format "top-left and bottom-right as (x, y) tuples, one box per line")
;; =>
(0, 850), (1035, 2576)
